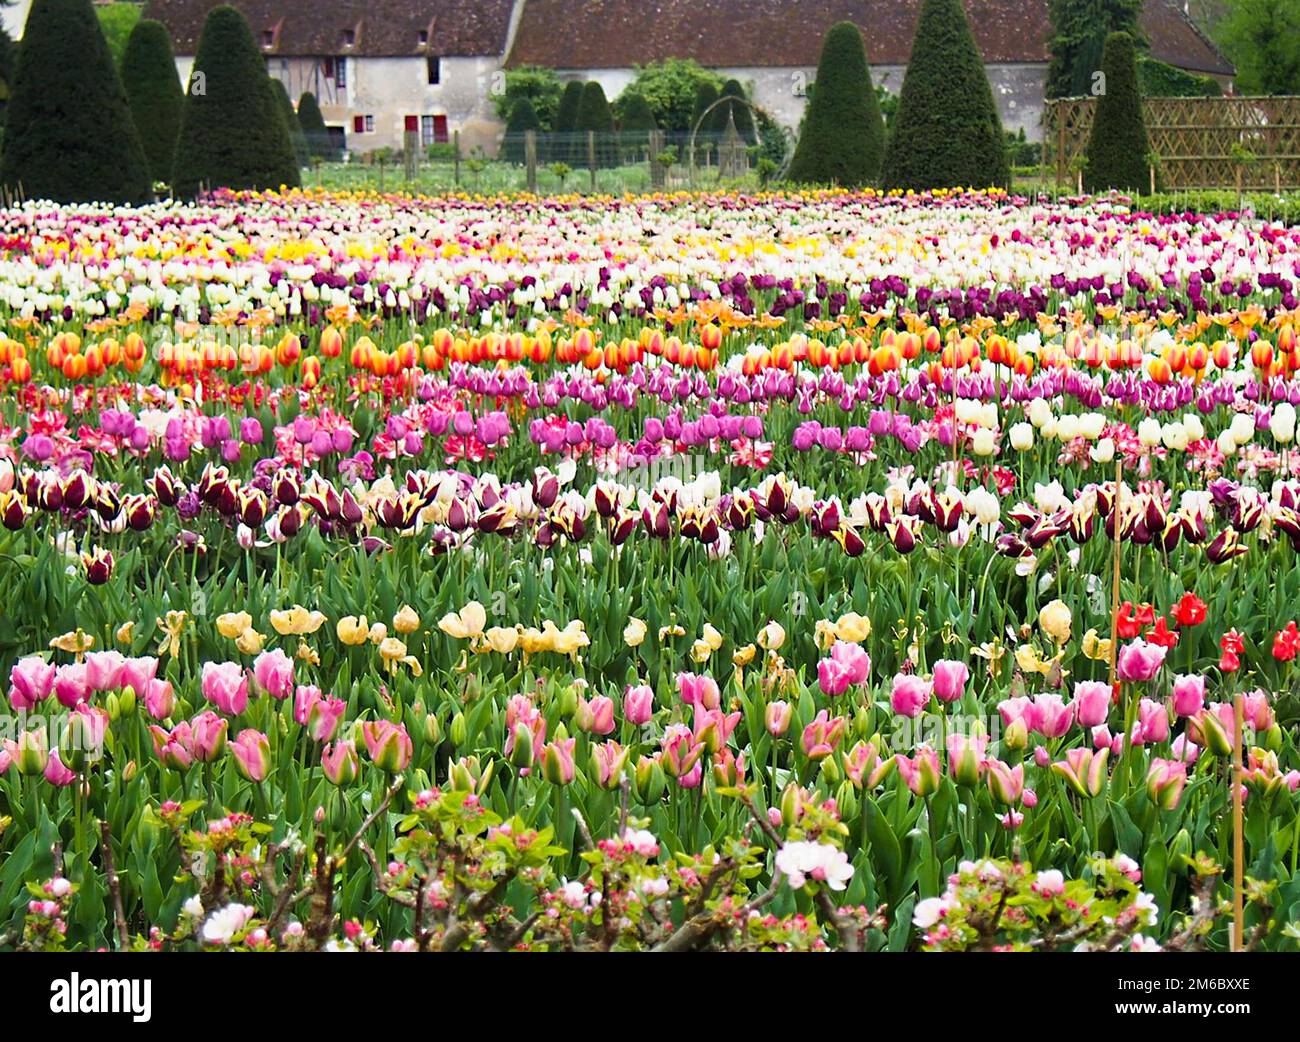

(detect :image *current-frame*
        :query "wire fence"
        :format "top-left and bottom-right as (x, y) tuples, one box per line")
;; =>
(303, 129), (783, 195)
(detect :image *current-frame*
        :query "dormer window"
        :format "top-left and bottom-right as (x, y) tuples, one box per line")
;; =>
(342, 28), (356, 47)
(418, 30), (428, 46)
(261, 29), (274, 48)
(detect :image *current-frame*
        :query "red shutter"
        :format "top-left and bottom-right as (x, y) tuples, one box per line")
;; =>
(433, 115), (449, 143)
(352, 115), (365, 133)
(404, 115), (419, 133)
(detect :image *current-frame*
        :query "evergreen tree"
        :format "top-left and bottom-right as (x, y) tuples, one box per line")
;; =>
(1215, 0), (1300, 95)
(0, 0), (150, 204)
(120, 18), (184, 184)
(1046, 0), (1145, 99)
(691, 80), (719, 132)
(575, 79), (615, 167)
(1082, 31), (1151, 193)
(268, 77), (308, 168)
(787, 22), (885, 185)
(552, 79), (584, 163)
(617, 90), (658, 162)
(882, 0), (1010, 191)
(713, 78), (756, 144)
(172, 5), (300, 198)
(502, 95), (541, 165)
(297, 91), (335, 160)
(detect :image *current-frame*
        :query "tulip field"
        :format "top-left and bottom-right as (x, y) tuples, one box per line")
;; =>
(2, 185), (1300, 952)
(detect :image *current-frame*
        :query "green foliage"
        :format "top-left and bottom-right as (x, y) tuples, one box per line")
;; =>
(95, 1), (141, 67)
(296, 92), (336, 161)
(1138, 56), (1222, 97)
(787, 22), (884, 186)
(269, 77), (308, 169)
(172, 5), (301, 198)
(491, 66), (563, 130)
(552, 79), (585, 164)
(709, 79), (756, 144)
(1046, 0), (1145, 99)
(617, 90), (658, 133)
(1083, 32), (1152, 194)
(691, 80), (719, 133)
(0, 0), (151, 205)
(120, 19), (185, 184)
(882, 0), (1009, 191)
(0, 25), (15, 98)
(502, 96), (541, 165)
(1214, 0), (1300, 95)
(576, 80), (616, 167)
(625, 58), (723, 132)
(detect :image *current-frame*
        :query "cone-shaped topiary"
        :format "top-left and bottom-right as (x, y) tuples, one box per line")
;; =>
(1082, 32), (1151, 194)
(691, 80), (719, 133)
(503, 96), (541, 165)
(713, 79), (757, 145)
(172, 5), (300, 198)
(787, 22), (884, 185)
(576, 80), (616, 167)
(882, 0), (1010, 191)
(269, 77), (309, 169)
(120, 19), (185, 184)
(0, 0), (151, 204)
(297, 91), (335, 160)
(552, 79), (585, 164)
(619, 91), (658, 133)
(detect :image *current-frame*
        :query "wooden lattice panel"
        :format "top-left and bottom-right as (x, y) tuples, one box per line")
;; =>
(1043, 96), (1300, 191)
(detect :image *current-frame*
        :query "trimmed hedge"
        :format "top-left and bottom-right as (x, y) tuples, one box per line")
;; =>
(1083, 32), (1151, 194)
(121, 19), (185, 184)
(882, 0), (1009, 191)
(503, 96), (541, 165)
(172, 5), (300, 198)
(787, 22), (885, 186)
(0, 0), (151, 204)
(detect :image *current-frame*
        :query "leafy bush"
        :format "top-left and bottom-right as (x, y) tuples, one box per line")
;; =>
(491, 66), (563, 129)
(502, 96), (542, 166)
(1138, 56), (1222, 97)
(624, 58), (723, 133)
(296, 92), (337, 162)
(95, 0), (141, 67)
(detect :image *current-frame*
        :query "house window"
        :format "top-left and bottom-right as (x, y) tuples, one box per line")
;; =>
(418, 30), (428, 46)
(342, 28), (355, 47)
(326, 57), (347, 88)
(352, 115), (374, 134)
(427, 56), (441, 85)
(261, 29), (274, 48)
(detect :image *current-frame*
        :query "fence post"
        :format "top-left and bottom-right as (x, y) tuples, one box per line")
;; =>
(453, 130), (461, 187)
(587, 130), (596, 192)
(649, 129), (666, 189)
(525, 130), (538, 193)
(1056, 104), (1066, 191)
(404, 128), (419, 182)
(378, 156), (385, 192)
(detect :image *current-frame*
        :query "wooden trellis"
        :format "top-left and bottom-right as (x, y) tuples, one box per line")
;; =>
(1044, 96), (1300, 191)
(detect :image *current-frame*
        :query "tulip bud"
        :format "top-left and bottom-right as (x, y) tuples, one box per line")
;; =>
(835, 780), (859, 822)
(119, 684), (136, 716)
(820, 754), (842, 786)
(1003, 716), (1029, 750)
(424, 713), (442, 745)
(122, 759), (138, 783)
(1265, 723), (1283, 753)
(449, 712), (467, 747)
(633, 754), (666, 803)
(106, 691), (121, 721)
(509, 721), (535, 770)
(780, 782), (803, 826)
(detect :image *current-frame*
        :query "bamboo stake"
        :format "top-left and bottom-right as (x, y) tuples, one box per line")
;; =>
(1108, 456), (1123, 695)
(1232, 691), (1245, 952)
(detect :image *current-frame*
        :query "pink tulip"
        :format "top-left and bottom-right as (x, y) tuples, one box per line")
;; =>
(1134, 698), (1169, 744)
(592, 740), (630, 789)
(202, 661), (249, 716)
(143, 678), (175, 720)
(9, 656), (56, 710)
(84, 651), (126, 692)
(986, 758), (1025, 804)
(817, 641), (871, 696)
(1147, 758), (1188, 810)
(932, 659), (969, 703)
(1170, 674), (1205, 717)
(1171, 733), (1199, 764)
(190, 711), (229, 762)
(623, 684), (654, 725)
(52, 663), (90, 708)
(1031, 693), (1073, 738)
(842, 740), (892, 788)
(119, 656), (159, 697)
(890, 673), (931, 718)
(306, 695), (345, 743)
(504, 694), (546, 758)
(540, 737), (577, 785)
(660, 723), (705, 778)
(676, 672), (720, 710)
(230, 729), (271, 783)
(1242, 689), (1274, 732)
(293, 684), (323, 725)
(1072, 680), (1111, 728)
(765, 700), (793, 736)
(252, 648), (295, 700)
(692, 704), (740, 753)
(362, 720), (412, 773)
(321, 740), (359, 786)
(1116, 638), (1167, 683)
(148, 721), (194, 771)
(801, 709), (847, 760)
(43, 749), (76, 787)
(997, 695), (1034, 729)
(896, 745), (941, 796)
(575, 694), (616, 736)
(945, 732), (988, 786)
(1034, 745), (1051, 768)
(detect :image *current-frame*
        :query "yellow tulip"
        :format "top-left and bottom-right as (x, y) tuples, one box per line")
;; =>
(732, 643), (757, 667)
(835, 612), (872, 643)
(114, 622), (135, 645)
(438, 601), (487, 640)
(691, 639), (714, 663)
(757, 621), (786, 651)
(623, 617), (647, 647)
(485, 626), (519, 654)
(1038, 599), (1072, 645)
(236, 628), (266, 655)
(217, 611), (253, 640)
(337, 615), (371, 646)
(270, 605), (327, 636)
(393, 605), (421, 634)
